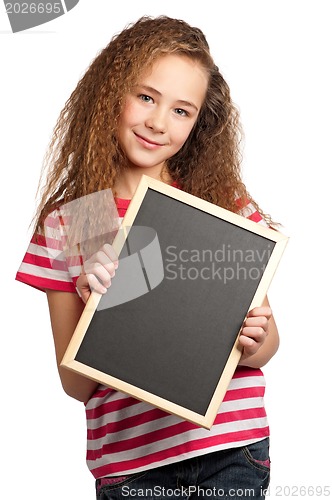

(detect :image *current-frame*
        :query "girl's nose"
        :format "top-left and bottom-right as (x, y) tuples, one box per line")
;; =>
(145, 109), (167, 134)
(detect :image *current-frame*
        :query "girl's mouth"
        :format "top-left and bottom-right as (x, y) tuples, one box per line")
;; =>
(134, 133), (165, 149)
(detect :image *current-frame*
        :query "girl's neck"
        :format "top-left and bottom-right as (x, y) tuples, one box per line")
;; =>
(114, 166), (172, 200)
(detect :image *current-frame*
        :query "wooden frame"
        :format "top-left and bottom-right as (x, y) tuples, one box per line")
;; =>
(61, 175), (288, 429)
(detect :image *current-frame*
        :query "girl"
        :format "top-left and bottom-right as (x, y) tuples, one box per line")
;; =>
(16, 16), (279, 500)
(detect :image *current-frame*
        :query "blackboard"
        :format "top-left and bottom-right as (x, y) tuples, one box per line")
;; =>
(61, 175), (288, 429)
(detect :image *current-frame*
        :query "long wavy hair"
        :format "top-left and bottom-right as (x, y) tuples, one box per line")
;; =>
(34, 15), (271, 233)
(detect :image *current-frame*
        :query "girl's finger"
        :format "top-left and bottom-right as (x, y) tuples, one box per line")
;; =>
(244, 316), (269, 331)
(247, 306), (272, 319)
(241, 326), (266, 343)
(86, 273), (109, 295)
(84, 252), (117, 282)
(88, 263), (114, 288)
(101, 243), (119, 266)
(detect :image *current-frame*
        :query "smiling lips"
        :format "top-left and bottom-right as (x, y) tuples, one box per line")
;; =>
(134, 132), (165, 149)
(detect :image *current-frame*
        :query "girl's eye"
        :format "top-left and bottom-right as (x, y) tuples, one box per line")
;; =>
(139, 94), (153, 103)
(174, 108), (189, 117)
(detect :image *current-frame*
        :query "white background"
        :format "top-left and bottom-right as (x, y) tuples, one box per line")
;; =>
(1, 1), (331, 499)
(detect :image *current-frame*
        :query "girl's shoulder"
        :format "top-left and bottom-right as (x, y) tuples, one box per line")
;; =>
(236, 197), (269, 227)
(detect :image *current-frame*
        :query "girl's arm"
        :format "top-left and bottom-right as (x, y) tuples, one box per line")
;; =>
(238, 295), (279, 368)
(46, 289), (99, 402)
(46, 243), (119, 402)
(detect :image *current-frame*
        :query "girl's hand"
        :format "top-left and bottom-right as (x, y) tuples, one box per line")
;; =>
(76, 243), (119, 303)
(238, 306), (272, 363)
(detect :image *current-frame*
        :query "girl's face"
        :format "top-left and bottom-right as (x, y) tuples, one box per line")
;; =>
(117, 54), (208, 177)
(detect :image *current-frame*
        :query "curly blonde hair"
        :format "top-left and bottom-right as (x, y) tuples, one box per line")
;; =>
(34, 15), (270, 232)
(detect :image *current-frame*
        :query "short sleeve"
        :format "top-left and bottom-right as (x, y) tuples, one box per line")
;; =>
(15, 208), (82, 293)
(238, 199), (269, 227)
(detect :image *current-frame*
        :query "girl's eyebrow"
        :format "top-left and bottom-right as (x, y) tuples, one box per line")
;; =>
(137, 84), (199, 112)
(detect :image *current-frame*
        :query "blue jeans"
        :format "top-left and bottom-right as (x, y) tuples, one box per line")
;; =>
(96, 438), (270, 499)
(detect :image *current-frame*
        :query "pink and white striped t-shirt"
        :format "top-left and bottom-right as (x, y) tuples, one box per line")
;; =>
(16, 195), (270, 479)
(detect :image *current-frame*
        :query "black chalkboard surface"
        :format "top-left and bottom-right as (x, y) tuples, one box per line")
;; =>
(61, 176), (288, 429)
